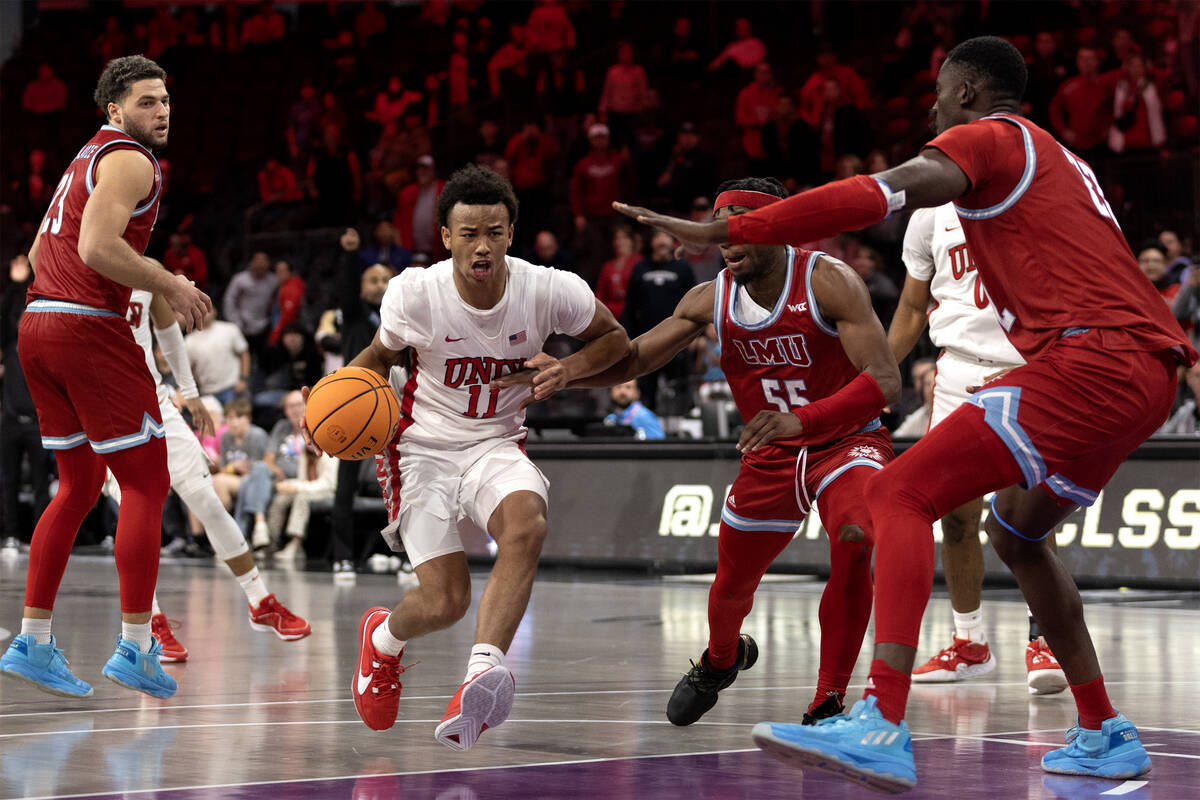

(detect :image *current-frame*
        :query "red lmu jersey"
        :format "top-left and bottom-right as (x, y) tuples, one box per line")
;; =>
(28, 125), (163, 315)
(927, 114), (1195, 365)
(715, 246), (880, 446)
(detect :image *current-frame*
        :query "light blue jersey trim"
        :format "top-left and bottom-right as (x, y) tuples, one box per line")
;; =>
(804, 251), (839, 337)
(713, 269), (727, 350)
(728, 247), (795, 331)
(1061, 326), (1091, 339)
(967, 387), (1046, 489)
(953, 115), (1036, 221)
(858, 418), (882, 434)
(88, 412), (166, 454)
(1045, 474), (1099, 507)
(989, 496), (1052, 541)
(84, 133), (161, 217)
(721, 506), (803, 534)
(27, 299), (121, 318)
(813, 457), (884, 500)
(42, 432), (89, 450)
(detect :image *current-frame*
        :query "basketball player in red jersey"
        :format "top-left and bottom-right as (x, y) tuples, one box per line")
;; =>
(617, 36), (1195, 792)
(535, 177), (901, 728)
(0, 56), (211, 700)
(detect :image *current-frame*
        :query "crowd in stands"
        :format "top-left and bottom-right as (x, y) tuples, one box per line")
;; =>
(1, 1), (1198, 559)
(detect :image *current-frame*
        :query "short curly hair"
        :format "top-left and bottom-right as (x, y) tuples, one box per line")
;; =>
(714, 176), (789, 200)
(94, 55), (167, 120)
(436, 164), (519, 229)
(946, 36), (1028, 101)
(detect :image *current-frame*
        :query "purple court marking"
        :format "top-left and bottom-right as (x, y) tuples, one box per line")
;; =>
(63, 733), (1198, 800)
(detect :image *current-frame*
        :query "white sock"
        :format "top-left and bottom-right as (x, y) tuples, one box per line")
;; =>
(952, 608), (986, 644)
(152, 595), (162, 616)
(465, 643), (506, 682)
(237, 566), (270, 606)
(21, 617), (52, 645)
(122, 622), (152, 652)
(370, 613), (406, 656)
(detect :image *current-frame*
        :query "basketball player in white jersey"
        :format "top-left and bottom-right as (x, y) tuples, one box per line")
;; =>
(116, 289), (311, 658)
(309, 165), (628, 748)
(890, 203), (1065, 694)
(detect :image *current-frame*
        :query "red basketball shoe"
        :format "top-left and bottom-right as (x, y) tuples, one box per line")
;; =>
(434, 665), (515, 751)
(1026, 639), (1068, 695)
(150, 614), (188, 663)
(248, 594), (311, 641)
(912, 637), (995, 683)
(352, 607), (406, 731)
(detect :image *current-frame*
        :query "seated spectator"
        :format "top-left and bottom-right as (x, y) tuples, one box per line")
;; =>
(692, 322), (730, 403)
(268, 259), (306, 346)
(524, 230), (572, 274)
(849, 244), (899, 326)
(395, 155), (446, 262)
(257, 157), (304, 205)
(163, 232), (209, 289)
(683, 196), (725, 284)
(604, 380), (665, 440)
(708, 18), (765, 73)
(257, 324), (323, 411)
(1109, 53), (1166, 154)
(596, 225), (641, 319)
(1161, 230), (1193, 285)
(211, 398), (274, 547)
(358, 220), (411, 272)
(893, 361), (935, 437)
(264, 390), (336, 556)
(798, 45), (870, 120)
(1137, 240), (1179, 303)
(187, 306), (251, 405)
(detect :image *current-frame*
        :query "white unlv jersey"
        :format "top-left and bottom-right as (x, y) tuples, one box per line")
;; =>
(126, 288), (171, 402)
(379, 256), (596, 447)
(902, 204), (1023, 365)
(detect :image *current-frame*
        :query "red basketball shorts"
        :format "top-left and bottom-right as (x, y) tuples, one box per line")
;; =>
(18, 301), (164, 453)
(962, 328), (1178, 506)
(721, 426), (894, 533)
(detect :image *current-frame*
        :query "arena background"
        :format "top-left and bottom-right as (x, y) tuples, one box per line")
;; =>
(1, 0), (1197, 589)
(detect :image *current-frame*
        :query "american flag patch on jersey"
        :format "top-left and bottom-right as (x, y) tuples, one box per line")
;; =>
(508, 330), (527, 345)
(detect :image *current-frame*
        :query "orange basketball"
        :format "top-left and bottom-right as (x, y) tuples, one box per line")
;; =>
(305, 367), (401, 461)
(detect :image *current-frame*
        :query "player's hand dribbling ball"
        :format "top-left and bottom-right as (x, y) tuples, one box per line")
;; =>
(305, 367), (401, 460)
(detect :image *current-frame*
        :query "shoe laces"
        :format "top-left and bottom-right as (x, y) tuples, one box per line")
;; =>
(371, 654), (412, 699)
(260, 596), (303, 626)
(683, 657), (734, 694)
(152, 617), (182, 637)
(1029, 641), (1059, 666)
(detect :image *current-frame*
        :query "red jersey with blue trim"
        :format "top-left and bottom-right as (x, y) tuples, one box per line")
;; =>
(926, 114), (1196, 365)
(715, 246), (880, 446)
(28, 125), (163, 315)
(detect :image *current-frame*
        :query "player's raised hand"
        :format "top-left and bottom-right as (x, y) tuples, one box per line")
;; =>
(182, 397), (214, 439)
(298, 385), (324, 457)
(737, 410), (804, 453)
(163, 272), (212, 332)
(613, 202), (723, 256)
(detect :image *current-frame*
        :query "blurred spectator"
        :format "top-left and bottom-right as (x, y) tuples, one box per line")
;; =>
(359, 220), (411, 272)
(692, 322), (729, 403)
(1025, 31), (1068, 127)
(12, 149), (54, 223)
(1108, 53), (1166, 154)
(893, 360), (936, 437)
(505, 121), (559, 236)
(1173, 260), (1200, 342)
(257, 157), (304, 204)
(624, 231), (696, 411)
(604, 380), (665, 440)
(446, 30), (478, 111)
(257, 324), (323, 411)
(163, 232), (209, 288)
(1137, 240), (1178, 303)
(268, 260), (306, 346)
(1105, 28), (1139, 72)
(1160, 230), (1193, 284)
(666, 17), (702, 85)
(366, 76), (422, 129)
(395, 155), (446, 262)
(538, 49), (587, 153)
(526, 0), (575, 55)
(241, 1), (286, 47)
(21, 64), (67, 116)
(708, 18), (765, 73)
(94, 17), (129, 63)
(1049, 47), (1113, 163)
(657, 122), (717, 214)
(212, 398), (273, 547)
(146, 5), (179, 58)
(529, 230), (575, 273)
(223, 251), (278, 364)
(264, 391), (306, 487)
(1, 255), (50, 543)
(849, 244), (899, 326)
(177, 9), (207, 49)
(354, 1), (387, 47)
(596, 225), (641, 319)
(736, 63), (781, 168)
(683, 196), (725, 284)
(318, 91), (348, 140)
(762, 94), (819, 187)
(187, 307), (251, 405)
(269, 404), (338, 559)
(812, 77), (873, 175)
(570, 123), (634, 283)
(287, 82), (322, 163)
(799, 46), (870, 119)
(308, 125), (361, 224)
(471, 119), (505, 172)
(599, 42), (651, 149)
(488, 24), (531, 99)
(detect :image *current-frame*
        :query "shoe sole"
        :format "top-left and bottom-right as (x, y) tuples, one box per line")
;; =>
(435, 666), (515, 751)
(353, 608), (398, 731)
(158, 652), (188, 663)
(1027, 668), (1068, 695)
(0, 666), (94, 698)
(1042, 755), (1151, 779)
(752, 724), (916, 794)
(912, 655), (996, 684)
(249, 620), (311, 641)
(101, 667), (176, 699)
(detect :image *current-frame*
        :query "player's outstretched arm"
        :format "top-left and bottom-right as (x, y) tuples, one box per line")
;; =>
(78, 149), (211, 330)
(888, 275), (933, 364)
(615, 149), (970, 253)
(148, 293), (213, 438)
(568, 282), (715, 389)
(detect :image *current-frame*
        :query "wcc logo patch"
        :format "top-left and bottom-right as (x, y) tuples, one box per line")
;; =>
(848, 445), (883, 462)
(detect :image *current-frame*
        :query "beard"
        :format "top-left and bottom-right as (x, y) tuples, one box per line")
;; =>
(124, 118), (166, 151)
(731, 262), (767, 286)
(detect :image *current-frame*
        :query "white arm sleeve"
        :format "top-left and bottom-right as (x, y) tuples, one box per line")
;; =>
(548, 269), (599, 337)
(901, 207), (937, 282)
(155, 321), (199, 399)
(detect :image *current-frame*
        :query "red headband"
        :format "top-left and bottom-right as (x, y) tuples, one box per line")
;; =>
(713, 189), (781, 211)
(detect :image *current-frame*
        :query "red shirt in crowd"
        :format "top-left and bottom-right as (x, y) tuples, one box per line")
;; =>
(570, 150), (632, 218)
(595, 253), (639, 319)
(735, 82), (780, 160)
(504, 131), (559, 190)
(163, 241), (209, 287)
(258, 162), (304, 204)
(1049, 75), (1113, 151)
(269, 275), (306, 345)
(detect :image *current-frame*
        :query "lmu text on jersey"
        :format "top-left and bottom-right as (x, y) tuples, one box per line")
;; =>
(444, 356), (527, 388)
(728, 334), (813, 367)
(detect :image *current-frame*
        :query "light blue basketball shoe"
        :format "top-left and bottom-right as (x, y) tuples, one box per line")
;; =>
(101, 636), (177, 698)
(0, 634), (94, 697)
(1041, 714), (1151, 779)
(752, 695), (917, 793)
